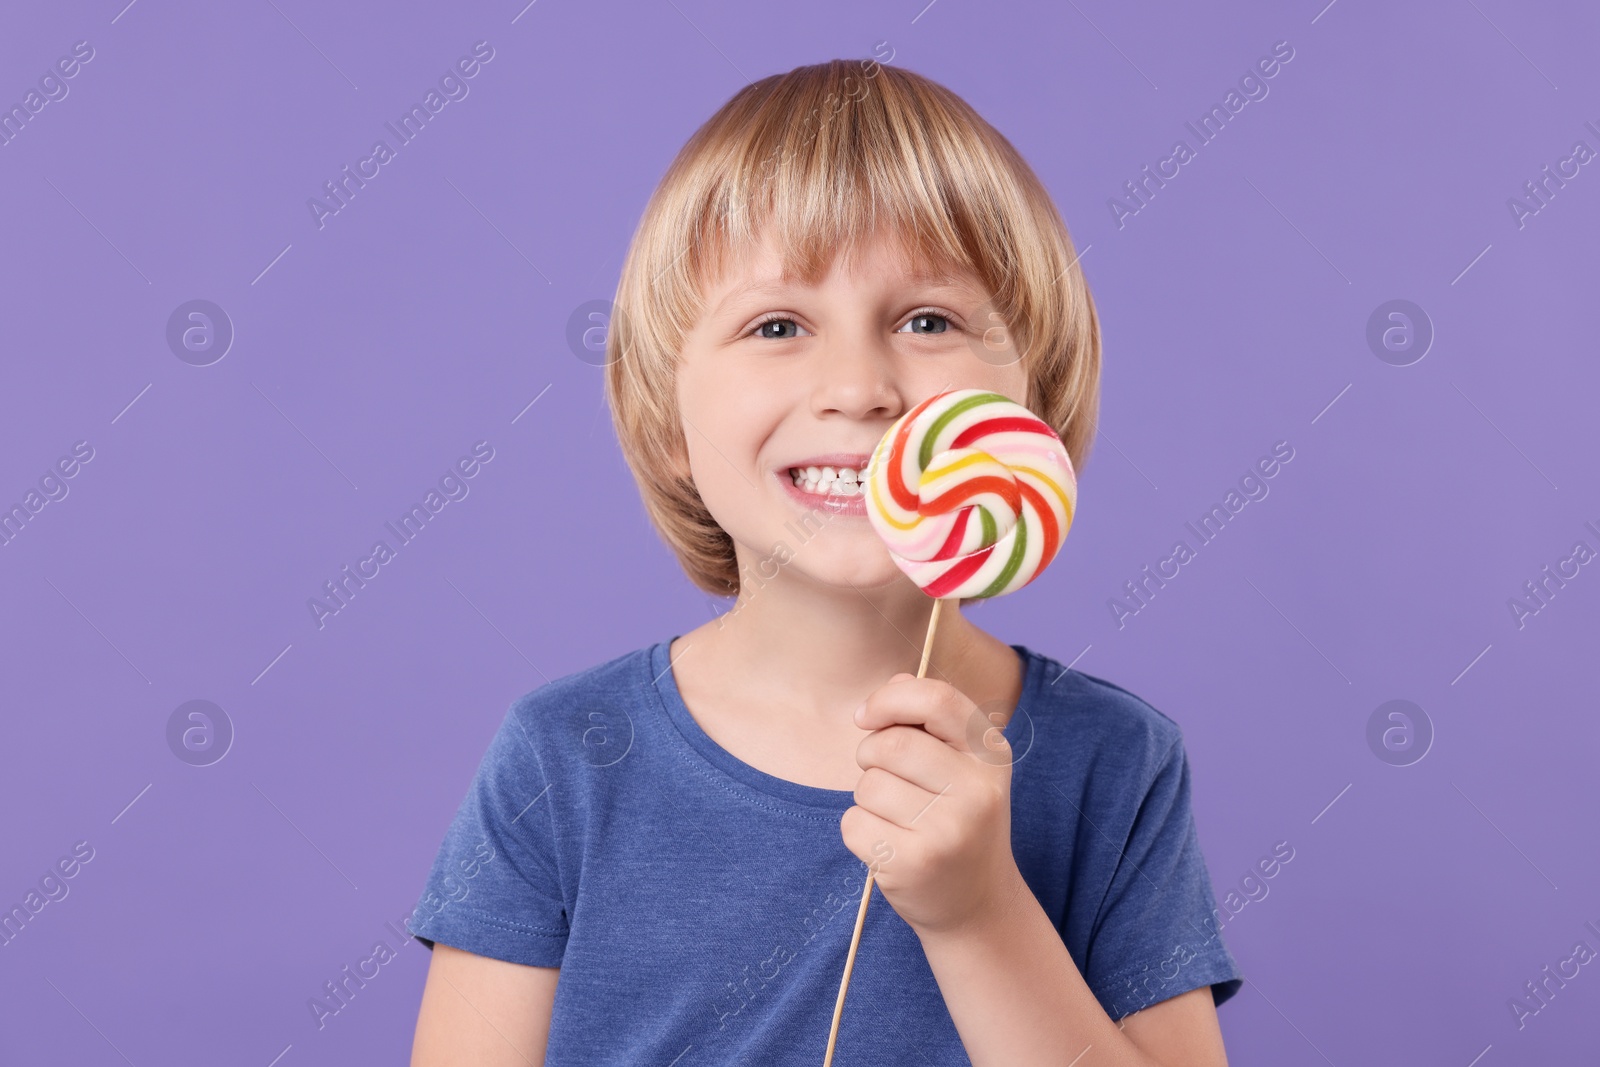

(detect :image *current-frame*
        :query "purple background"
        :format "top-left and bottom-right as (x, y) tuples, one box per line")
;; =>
(2, 0), (1596, 1063)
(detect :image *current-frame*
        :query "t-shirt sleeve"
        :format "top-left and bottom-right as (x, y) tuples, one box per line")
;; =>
(1083, 733), (1243, 1018)
(406, 702), (569, 968)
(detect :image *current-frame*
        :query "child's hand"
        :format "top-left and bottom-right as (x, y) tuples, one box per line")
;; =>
(841, 673), (1027, 937)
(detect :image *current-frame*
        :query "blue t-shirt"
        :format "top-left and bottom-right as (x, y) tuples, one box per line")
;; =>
(408, 640), (1243, 1064)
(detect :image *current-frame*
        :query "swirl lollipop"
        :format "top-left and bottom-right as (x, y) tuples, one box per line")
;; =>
(823, 388), (1078, 1067)
(865, 388), (1077, 599)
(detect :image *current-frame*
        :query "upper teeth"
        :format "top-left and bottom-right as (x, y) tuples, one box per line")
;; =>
(790, 465), (864, 495)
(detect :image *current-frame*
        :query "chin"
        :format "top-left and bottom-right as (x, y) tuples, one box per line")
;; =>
(797, 555), (911, 594)
(733, 518), (912, 594)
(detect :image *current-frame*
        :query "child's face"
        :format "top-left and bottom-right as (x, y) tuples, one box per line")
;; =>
(675, 225), (1030, 596)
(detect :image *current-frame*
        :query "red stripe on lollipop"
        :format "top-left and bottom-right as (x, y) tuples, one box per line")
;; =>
(923, 543), (994, 599)
(950, 415), (1058, 449)
(886, 393), (944, 513)
(919, 474), (1020, 518)
(1017, 481), (1059, 568)
(927, 507), (972, 562)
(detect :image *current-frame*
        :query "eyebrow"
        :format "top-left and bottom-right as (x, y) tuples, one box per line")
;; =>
(713, 280), (793, 317)
(712, 271), (977, 318)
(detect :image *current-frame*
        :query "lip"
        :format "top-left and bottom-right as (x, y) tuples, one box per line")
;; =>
(782, 452), (876, 471)
(776, 453), (876, 518)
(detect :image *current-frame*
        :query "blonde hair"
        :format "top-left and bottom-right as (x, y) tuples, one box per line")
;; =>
(604, 58), (1101, 598)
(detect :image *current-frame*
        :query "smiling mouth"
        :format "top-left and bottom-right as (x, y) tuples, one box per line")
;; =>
(787, 464), (869, 497)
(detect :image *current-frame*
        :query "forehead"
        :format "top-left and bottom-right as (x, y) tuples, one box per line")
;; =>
(705, 222), (982, 303)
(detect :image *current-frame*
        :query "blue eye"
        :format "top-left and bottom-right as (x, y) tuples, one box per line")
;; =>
(752, 316), (802, 339)
(900, 312), (950, 335)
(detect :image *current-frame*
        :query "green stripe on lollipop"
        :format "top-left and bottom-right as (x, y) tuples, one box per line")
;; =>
(916, 391), (1009, 470)
(975, 512), (1027, 598)
(979, 507), (996, 549)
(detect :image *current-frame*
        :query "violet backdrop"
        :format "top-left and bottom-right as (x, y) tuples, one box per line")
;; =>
(1, 0), (1596, 1063)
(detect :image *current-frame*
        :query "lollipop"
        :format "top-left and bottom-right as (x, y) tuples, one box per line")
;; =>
(823, 388), (1079, 1067)
(864, 388), (1077, 599)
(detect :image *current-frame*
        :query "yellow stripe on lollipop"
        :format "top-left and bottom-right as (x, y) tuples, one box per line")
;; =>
(865, 476), (919, 531)
(920, 450), (993, 482)
(1007, 463), (1077, 516)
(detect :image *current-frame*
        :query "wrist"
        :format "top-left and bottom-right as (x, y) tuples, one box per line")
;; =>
(911, 859), (1031, 946)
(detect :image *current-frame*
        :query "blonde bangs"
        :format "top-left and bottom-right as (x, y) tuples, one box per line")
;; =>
(605, 59), (1101, 598)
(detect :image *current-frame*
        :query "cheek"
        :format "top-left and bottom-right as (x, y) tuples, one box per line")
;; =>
(681, 357), (737, 403)
(991, 363), (1031, 408)
(681, 431), (748, 521)
(679, 362), (798, 479)
(678, 353), (767, 430)
(928, 358), (1029, 411)
(674, 399), (772, 530)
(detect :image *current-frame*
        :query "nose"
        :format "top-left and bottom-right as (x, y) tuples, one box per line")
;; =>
(809, 328), (904, 423)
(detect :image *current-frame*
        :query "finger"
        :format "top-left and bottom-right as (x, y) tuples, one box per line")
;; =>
(856, 724), (968, 793)
(853, 765), (947, 831)
(839, 804), (903, 873)
(857, 676), (974, 750)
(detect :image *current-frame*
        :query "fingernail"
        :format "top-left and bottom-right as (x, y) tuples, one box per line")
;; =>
(853, 701), (866, 724)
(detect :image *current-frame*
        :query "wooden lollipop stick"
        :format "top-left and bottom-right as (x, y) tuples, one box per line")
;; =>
(822, 596), (947, 1066)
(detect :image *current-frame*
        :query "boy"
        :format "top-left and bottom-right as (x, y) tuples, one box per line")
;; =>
(409, 59), (1241, 1065)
